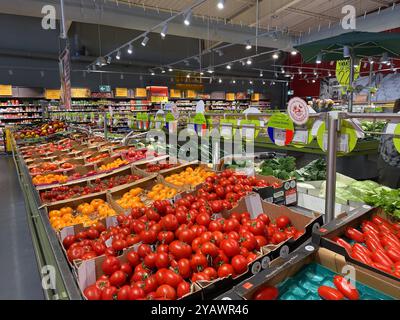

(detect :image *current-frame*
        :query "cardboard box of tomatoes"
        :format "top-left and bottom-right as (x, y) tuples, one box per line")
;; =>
(253, 175), (298, 206)
(194, 193), (323, 299)
(77, 245), (204, 300)
(313, 206), (400, 283)
(217, 242), (398, 300)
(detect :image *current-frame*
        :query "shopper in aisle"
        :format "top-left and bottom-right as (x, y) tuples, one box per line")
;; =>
(378, 99), (400, 188)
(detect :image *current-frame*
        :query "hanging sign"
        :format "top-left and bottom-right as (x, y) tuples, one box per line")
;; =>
(266, 112), (295, 146)
(317, 120), (358, 154)
(287, 97), (309, 125)
(59, 47), (72, 109)
(115, 87), (128, 97)
(45, 89), (61, 100)
(226, 93), (235, 101)
(135, 88), (147, 98)
(170, 89), (181, 99)
(336, 59), (360, 93)
(0, 85), (12, 96)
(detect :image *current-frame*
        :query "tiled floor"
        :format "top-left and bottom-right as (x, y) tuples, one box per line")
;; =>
(0, 156), (44, 299)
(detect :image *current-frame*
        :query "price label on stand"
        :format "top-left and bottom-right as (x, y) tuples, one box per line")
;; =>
(292, 129), (309, 144)
(240, 119), (260, 140)
(266, 112), (294, 146)
(317, 120), (357, 154)
(220, 118), (236, 139)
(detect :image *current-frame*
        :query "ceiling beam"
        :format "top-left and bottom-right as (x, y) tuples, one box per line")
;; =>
(0, 0), (291, 49)
(297, 4), (400, 45)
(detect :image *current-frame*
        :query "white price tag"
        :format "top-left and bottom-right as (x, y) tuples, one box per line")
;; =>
(242, 125), (255, 140)
(106, 216), (118, 227)
(60, 226), (75, 241)
(273, 129), (286, 146)
(293, 129), (309, 144)
(386, 123), (397, 134)
(78, 259), (96, 291)
(221, 124), (233, 139)
(323, 133), (349, 152)
(311, 120), (324, 136)
(105, 236), (113, 248)
(245, 193), (263, 219)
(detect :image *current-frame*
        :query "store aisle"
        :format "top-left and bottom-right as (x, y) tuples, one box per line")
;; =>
(0, 156), (44, 299)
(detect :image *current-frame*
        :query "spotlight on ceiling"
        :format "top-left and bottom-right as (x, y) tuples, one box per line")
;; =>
(232, 80), (236, 84)
(249, 80), (253, 85)
(316, 53), (322, 64)
(217, 0), (225, 10)
(127, 43), (133, 55)
(115, 50), (121, 60)
(272, 52), (279, 60)
(207, 67), (214, 74)
(106, 56), (112, 64)
(184, 10), (192, 26)
(160, 24), (168, 39)
(226, 64), (231, 70)
(141, 35), (149, 47)
(218, 78), (222, 83)
(245, 41), (252, 50)
(298, 69), (302, 75)
(161, 68), (166, 74)
(168, 67), (173, 72)
(259, 71), (263, 77)
(291, 50), (298, 56)
(246, 58), (252, 65)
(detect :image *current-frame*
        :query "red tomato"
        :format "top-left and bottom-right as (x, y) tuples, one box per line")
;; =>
(177, 281), (191, 299)
(255, 235), (268, 248)
(155, 252), (170, 269)
(318, 286), (344, 300)
(248, 220), (265, 236)
(272, 231), (287, 245)
(144, 253), (157, 269)
(247, 252), (258, 263)
(276, 215), (291, 229)
(220, 239), (241, 257)
(109, 270), (127, 287)
(178, 229), (196, 244)
(101, 286), (118, 300)
(190, 253), (208, 272)
(157, 231), (175, 244)
(201, 241), (219, 257)
(128, 286), (145, 300)
(231, 255), (248, 274)
(164, 270), (183, 288)
(333, 276), (359, 300)
(126, 251), (140, 267)
(139, 229), (157, 244)
(227, 231), (240, 241)
(191, 272), (210, 282)
(224, 218), (240, 233)
(211, 231), (224, 246)
(162, 214), (179, 231)
(156, 244), (169, 254)
(101, 256), (121, 275)
(169, 241), (192, 260)
(143, 275), (158, 294)
(257, 214), (270, 225)
(213, 250), (230, 268)
(371, 249), (394, 267)
(155, 285), (176, 300)
(95, 278), (110, 291)
(117, 285), (131, 300)
(84, 285), (102, 300)
(196, 213), (211, 227)
(62, 235), (76, 249)
(120, 262), (133, 277)
(240, 231), (257, 251)
(176, 258), (192, 279)
(217, 264), (234, 278)
(137, 243), (152, 258)
(252, 286), (279, 300)
(203, 267), (218, 280)
(345, 227), (365, 243)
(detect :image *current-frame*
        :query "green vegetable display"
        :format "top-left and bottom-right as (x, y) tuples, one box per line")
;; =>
(259, 157), (297, 180)
(294, 159), (326, 182)
(364, 188), (400, 220)
(361, 121), (386, 140)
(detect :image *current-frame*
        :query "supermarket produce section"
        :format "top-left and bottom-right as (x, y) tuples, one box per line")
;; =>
(10, 123), (400, 300)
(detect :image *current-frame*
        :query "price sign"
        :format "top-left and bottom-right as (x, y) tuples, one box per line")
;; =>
(115, 87), (128, 97)
(240, 119), (260, 140)
(317, 120), (357, 154)
(45, 89), (61, 100)
(292, 129), (309, 144)
(287, 97), (309, 125)
(0, 84), (12, 96)
(266, 112), (295, 146)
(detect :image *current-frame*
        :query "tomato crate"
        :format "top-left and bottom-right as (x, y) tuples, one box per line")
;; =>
(253, 175), (298, 206)
(217, 243), (397, 300)
(194, 193), (323, 299)
(313, 206), (400, 283)
(133, 156), (183, 175)
(76, 247), (203, 300)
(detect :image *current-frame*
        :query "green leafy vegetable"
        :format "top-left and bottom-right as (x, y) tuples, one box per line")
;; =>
(294, 158), (326, 182)
(364, 188), (400, 220)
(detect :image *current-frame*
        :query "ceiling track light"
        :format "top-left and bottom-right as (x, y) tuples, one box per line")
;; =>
(259, 71), (263, 77)
(186, 74), (190, 78)
(316, 53), (322, 64)
(200, 71), (204, 76)
(184, 10), (192, 26)
(168, 66), (173, 72)
(272, 52), (279, 60)
(298, 69), (302, 75)
(207, 67), (214, 74)
(106, 56), (112, 64)
(116, 50), (121, 60)
(343, 45), (350, 58)
(381, 52), (389, 64)
(249, 80), (253, 85)
(226, 64), (231, 70)
(161, 24), (168, 39)
(246, 58), (252, 65)
(245, 41), (252, 50)
(262, 81), (266, 85)
(218, 78), (222, 83)
(291, 50), (297, 56)
(161, 68), (166, 74)
(141, 35), (149, 47)
(217, 0), (225, 10)
(281, 68), (285, 74)
(127, 43), (133, 55)
(313, 69), (317, 75)
(216, 49), (224, 57)
(232, 80), (236, 84)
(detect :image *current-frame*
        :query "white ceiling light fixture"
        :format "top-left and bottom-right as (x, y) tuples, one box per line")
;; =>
(161, 68), (166, 74)
(246, 58), (252, 65)
(120, 73), (124, 80)
(218, 78), (222, 83)
(262, 81), (266, 85)
(141, 35), (149, 47)
(200, 71), (204, 76)
(226, 64), (231, 70)
(298, 69), (302, 75)
(186, 74), (190, 78)
(381, 52), (389, 64)
(207, 67), (214, 74)
(343, 46), (350, 58)
(291, 50), (298, 56)
(272, 52), (279, 60)
(217, 0), (225, 10)
(259, 71), (263, 77)
(116, 50), (121, 60)
(184, 60), (190, 66)
(168, 66), (173, 72)
(281, 68), (285, 74)
(312, 79), (316, 83)
(106, 56), (112, 64)
(161, 24), (168, 39)
(271, 81), (275, 85)
(127, 43), (133, 55)
(328, 72), (332, 77)
(249, 80), (253, 85)
(184, 10), (192, 26)
(245, 41), (252, 50)
(313, 69), (317, 75)
(232, 80), (236, 84)
(316, 53), (322, 64)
